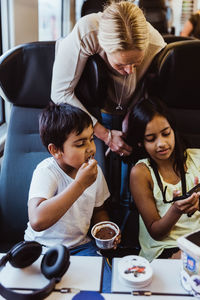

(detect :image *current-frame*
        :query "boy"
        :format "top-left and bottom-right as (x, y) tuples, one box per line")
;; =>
(24, 103), (119, 292)
(24, 103), (113, 253)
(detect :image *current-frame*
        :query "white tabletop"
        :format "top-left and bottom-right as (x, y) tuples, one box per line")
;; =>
(0, 255), (103, 300)
(0, 254), (194, 300)
(111, 258), (193, 299)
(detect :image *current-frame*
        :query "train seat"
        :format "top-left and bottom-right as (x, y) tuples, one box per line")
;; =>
(125, 39), (200, 258)
(162, 34), (196, 44)
(0, 42), (108, 252)
(81, 0), (107, 17)
(138, 0), (169, 34)
(151, 39), (200, 147)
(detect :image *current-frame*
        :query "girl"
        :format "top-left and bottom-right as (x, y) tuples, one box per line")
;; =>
(126, 97), (200, 261)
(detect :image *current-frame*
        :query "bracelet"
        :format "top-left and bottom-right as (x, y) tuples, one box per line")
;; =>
(106, 129), (112, 146)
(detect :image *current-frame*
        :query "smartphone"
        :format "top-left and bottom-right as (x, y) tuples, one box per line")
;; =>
(172, 183), (200, 202)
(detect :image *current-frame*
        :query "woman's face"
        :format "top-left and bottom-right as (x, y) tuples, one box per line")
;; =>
(106, 49), (145, 75)
(143, 114), (175, 164)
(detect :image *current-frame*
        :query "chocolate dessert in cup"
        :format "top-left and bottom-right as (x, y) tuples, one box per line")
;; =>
(91, 221), (119, 249)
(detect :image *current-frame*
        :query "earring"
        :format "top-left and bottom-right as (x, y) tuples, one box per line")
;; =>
(138, 143), (142, 147)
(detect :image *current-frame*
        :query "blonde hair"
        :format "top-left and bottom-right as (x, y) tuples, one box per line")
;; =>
(98, 1), (149, 53)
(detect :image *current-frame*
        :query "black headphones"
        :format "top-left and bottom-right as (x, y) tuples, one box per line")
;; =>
(0, 241), (70, 300)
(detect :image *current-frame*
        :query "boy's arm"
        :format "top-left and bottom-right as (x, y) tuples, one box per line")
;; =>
(91, 204), (109, 226)
(91, 165), (111, 225)
(29, 160), (98, 231)
(29, 180), (85, 231)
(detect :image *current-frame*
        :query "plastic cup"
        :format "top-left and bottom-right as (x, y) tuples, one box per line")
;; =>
(91, 221), (119, 250)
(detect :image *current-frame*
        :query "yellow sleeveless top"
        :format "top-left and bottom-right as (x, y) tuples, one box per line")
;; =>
(136, 149), (200, 262)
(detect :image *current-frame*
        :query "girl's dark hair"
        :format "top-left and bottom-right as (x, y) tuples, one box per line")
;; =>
(126, 97), (187, 175)
(39, 102), (93, 151)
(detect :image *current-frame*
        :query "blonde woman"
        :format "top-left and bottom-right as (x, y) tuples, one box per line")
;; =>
(51, 1), (166, 205)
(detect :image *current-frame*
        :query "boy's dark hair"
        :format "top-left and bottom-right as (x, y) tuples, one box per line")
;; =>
(126, 96), (187, 176)
(39, 102), (93, 151)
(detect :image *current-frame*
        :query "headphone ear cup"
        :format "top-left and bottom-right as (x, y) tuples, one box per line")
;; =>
(41, 245), (70, 279)
(9, 241), (42, 268)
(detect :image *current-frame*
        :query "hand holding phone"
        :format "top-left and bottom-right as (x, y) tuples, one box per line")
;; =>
(171, 183), (200, 202)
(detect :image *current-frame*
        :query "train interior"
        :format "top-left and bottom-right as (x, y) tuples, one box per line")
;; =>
(0, 0), (200, 260)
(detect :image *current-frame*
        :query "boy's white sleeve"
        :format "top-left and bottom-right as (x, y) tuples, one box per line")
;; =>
(95, 166), (110, 207)
(28, 166), (58, 201)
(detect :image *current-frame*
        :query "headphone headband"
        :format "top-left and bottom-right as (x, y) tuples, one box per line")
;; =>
(0, 241), (70, 300)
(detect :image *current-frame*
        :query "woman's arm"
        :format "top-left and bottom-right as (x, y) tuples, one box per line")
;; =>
(51, 15), (100, 125)
(130, 163), (199, 240)
(181, 20), (194, 37)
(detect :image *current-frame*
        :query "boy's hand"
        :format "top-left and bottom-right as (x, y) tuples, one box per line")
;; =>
(113, 231), (121, 250)
(75, 159), (98, 190)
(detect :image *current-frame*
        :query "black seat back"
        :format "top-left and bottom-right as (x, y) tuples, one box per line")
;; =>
(162, 34), (196, 44)
(139, 0), (168, 34)
(0, 41), (108, 251)
(152, 40), (200, 147)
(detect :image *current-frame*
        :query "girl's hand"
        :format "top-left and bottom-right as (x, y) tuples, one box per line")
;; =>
(173, 192), (199, 215)
(194, 176), (199, 185)
(113, 231), (121, 250)
(107, 130), (132, 156)
(170, 249), (182, 259)
(75, 159), (98, 190)
(173, 177), (200, 215)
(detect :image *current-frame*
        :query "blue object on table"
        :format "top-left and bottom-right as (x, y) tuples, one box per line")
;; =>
(72, 291), (105, 299)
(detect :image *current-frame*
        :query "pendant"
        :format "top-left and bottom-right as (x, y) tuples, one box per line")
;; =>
(116, 104), (123, 110)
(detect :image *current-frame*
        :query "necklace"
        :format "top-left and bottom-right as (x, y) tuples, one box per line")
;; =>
(113, 75), (127, 111)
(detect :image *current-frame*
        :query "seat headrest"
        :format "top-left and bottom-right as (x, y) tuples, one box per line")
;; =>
(0, 41), (55, 108)
(162, 34), (196, 44)
(155, 40), (200, 109)
(75, 54), (108, 110)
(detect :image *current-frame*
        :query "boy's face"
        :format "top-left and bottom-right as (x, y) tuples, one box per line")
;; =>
(55, 125), (96, 174)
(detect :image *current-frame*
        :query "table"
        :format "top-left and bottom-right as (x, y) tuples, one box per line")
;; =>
(0, 254), (194, 299)
(111, 258), (193, 299)
(0, 255), (103, 300)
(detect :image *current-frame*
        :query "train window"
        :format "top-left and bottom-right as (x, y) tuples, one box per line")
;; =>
(38, 0), (62, 40)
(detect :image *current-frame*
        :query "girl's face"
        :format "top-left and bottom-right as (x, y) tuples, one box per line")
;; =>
(143, 114), (175, 163)
(106, 49), (144, 75)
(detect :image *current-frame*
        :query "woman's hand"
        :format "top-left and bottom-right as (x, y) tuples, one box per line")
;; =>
(94, 122), (132, 156)
(107, 129), (132, 156)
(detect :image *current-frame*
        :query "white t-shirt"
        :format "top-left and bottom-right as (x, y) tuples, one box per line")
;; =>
(24, 157), (110, 248)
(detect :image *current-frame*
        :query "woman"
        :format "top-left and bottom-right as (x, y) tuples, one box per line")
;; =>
(51, 1), (166, 204)
(181, 10), (200, 39)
